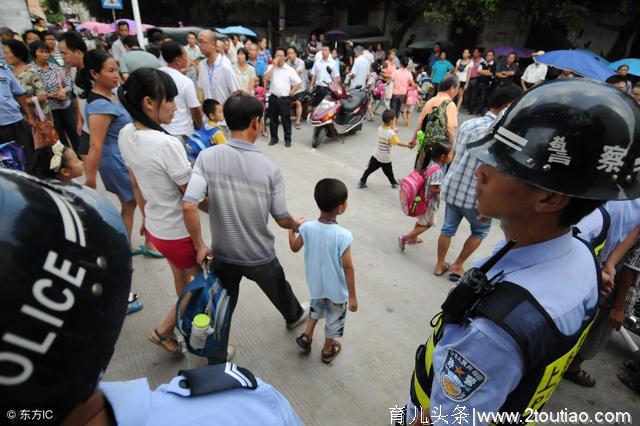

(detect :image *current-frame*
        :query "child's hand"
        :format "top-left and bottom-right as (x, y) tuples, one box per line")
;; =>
(348, 296), (358, 312)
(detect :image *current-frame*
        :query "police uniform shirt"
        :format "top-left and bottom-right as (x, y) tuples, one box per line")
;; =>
(410, 232), (598, 419)
(100, 376), (303, 425)
(598, 199), (640, 263)
(0, 65), (26, 127)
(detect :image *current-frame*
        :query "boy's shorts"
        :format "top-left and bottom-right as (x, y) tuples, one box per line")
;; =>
(310, 298), (347, 339)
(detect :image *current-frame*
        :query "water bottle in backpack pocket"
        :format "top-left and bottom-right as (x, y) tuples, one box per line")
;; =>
(175, 262), (231, 358)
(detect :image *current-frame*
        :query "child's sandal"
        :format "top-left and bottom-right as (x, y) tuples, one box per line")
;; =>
(296, 333), (312, 354)
(321, 341), (342, 363)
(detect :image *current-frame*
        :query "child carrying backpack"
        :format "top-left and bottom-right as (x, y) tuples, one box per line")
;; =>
(413, 93), (455, 171)
(399, 142), (452, 251)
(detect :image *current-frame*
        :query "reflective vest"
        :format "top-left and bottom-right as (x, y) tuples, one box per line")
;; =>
(411, 254), (598, 424)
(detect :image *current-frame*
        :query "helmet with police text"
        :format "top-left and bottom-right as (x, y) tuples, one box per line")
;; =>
(0, 170), (131, 420)
(467, 78), (640, 200)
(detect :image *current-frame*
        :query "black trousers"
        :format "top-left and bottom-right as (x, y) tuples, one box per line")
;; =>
(0, 120), (35, 173)
(474, 81), (491, 114)
(209, 257), (304, 364)
(312, 86), (330, 106)
(360, 156), (397, 185)
(52, 106), (79, 152)
(269, 95), (292, 144)
(390, 94), (406, 118)
(465, 78), (479, 111)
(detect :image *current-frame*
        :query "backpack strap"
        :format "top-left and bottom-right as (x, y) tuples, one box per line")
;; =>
(175, 272), (208, 336)
(420, 99), (452, 133)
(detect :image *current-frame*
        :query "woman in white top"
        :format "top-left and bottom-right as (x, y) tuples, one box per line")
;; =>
(184, 31), (201, 85)
(234, 47), (257, 93)
(453, 48), (472, 109)
(118, 68), (201, 355)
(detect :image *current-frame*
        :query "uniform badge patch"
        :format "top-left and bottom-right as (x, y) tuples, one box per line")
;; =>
(440, 349), (487, 402)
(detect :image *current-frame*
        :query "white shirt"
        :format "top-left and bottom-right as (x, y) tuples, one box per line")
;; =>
(229, 43), (239, 65)
(311, 58), (339, 87)
(118, 124), (192, 240)
(349, 55), (370, 89)
(363, 49), (374, 65)
(455, 59), (473, 83)
(287, 58), (307, 92)
(159, 66), (201, 137)
(267, 64), (301, 97)
(197, 54), (241, 103)
(521, 62), (548, 84)
(111, 38), (127, 64)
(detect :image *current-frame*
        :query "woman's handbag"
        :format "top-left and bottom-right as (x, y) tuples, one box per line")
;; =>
(31, 96), (59, 149)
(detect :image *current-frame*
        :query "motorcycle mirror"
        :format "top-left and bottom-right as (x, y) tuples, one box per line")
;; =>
(326, 66), (333, 74)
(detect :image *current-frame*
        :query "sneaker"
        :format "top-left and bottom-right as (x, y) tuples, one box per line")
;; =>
(268, 140), (279, 146)
(398, 236), (407, 253)
(287, 301), (310, 330)
(391, 183), (398, 189)
(357, 181), (367, 188)
(285, 141), (291, 147)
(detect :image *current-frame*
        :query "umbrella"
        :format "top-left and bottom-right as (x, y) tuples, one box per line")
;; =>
(535, 50), (615, 81)
(609, 58), (640, 76)
(407, 40), (455, 50)
(325, 28), (349, 39)
(493, 45), (533, 58)
(78, 22), (115, 34)
(575, 48), (609, 65)
(216, 26), (257, 37)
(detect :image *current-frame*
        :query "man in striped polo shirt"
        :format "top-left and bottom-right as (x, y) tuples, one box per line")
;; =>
(183, 92), (309, 364)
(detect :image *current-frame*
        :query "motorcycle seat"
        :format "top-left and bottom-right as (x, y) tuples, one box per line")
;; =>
(342, 91), (368, 112)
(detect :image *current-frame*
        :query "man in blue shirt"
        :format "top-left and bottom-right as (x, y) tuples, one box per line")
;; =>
(407, 79), (640, 425)
(0, 170), (303, 426)
(0, 63), (35, 170)
(430, 50), (453, 93)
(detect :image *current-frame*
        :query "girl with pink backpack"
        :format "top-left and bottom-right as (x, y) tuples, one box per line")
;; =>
(398, 141), (452, 252)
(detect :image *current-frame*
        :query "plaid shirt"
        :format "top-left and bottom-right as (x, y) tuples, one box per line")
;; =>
(442, 111), (497, 209)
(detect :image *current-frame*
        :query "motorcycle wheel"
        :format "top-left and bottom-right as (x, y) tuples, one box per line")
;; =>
(312, 127), (328, 148)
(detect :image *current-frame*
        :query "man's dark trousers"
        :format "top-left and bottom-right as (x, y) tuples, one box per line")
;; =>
(208, 257), (304, 364)
(269, 95), (292, 144)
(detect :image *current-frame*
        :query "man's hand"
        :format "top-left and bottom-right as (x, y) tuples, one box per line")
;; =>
(84, 178), (96, 189)
(348, 296), (358, 312)
(195, 243), (213, 265)
(609, 306), (625, 330)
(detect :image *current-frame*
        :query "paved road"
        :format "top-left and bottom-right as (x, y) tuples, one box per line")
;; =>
(103, 110), (640, 425)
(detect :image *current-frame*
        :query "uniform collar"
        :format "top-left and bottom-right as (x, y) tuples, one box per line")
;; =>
(100, 378), (151, 426)
(228, 138), (260, 151)
(481, 231), (574, 279)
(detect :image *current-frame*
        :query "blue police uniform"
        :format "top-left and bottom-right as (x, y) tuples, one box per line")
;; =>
(408, 232), (599, 422)
(101, 375), (303, 425)
(0, 64), (25, 126)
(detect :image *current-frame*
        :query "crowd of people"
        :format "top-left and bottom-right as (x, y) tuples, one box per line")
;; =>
(1, 16), (640, 426)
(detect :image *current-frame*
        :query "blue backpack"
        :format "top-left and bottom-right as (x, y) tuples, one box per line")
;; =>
(185, 128), (219, 162)
(175, 265), (231, 358)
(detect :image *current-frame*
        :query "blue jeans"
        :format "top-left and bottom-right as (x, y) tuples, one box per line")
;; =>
(440, 203), (491, 240)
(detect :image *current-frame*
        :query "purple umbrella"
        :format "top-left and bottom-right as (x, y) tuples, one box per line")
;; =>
(325, 28), (349, 38)
(493, 45), (533, 59)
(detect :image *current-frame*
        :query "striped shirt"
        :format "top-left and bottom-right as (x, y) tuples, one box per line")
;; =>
(29, 61), (73, 111)
(441, 111), (497, 209)
(372, 125), (400, 163)
(183, 139), (289, 266)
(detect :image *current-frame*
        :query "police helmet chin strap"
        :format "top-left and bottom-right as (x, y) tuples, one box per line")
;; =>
(440, 240), (517, 324)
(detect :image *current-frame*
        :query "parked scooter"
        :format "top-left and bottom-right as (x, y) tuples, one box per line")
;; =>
(291, 90), (315, 120)
(307, 83), (369, 148)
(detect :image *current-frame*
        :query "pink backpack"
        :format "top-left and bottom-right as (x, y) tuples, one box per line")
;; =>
(399, 164), (441, 217)
(405, 87), (418, 106)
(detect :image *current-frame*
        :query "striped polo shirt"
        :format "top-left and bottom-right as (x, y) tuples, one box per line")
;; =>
(183, 139), (289, 266)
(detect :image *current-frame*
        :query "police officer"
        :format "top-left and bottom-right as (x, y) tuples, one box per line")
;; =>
(0, 170), (303, 425)
(407, 79), (640, 424)
(0, 62), (35, 170)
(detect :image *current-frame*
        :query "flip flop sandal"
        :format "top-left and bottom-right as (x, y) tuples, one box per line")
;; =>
(128, 292), (139, 304)
(563, 368), (596, 387)
(433, 263), (449, 277)
(140, 245), (164, 259)
(321, 341), (342, 364)
(617, 369), (640, 395)
(448, 273), (462, 282)
(406, 238), (424, 245)
(296, 333), (312, 354)
(148, 328), (184, 356)
(131, 247), (145, 256)
(295, 123), (302, 129)
(126, 300), (143, 315)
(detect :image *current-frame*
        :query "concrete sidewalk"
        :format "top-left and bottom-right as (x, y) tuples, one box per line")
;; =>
(103, 111), (640, 425)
